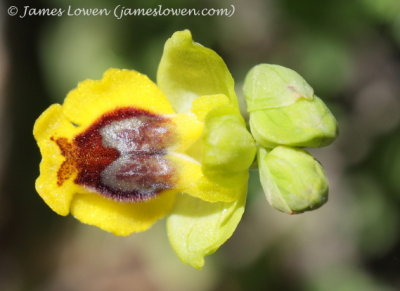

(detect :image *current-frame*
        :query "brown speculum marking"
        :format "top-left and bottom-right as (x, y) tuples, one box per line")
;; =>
(52, 107), (176, 202)
(51, 137), (79, 186)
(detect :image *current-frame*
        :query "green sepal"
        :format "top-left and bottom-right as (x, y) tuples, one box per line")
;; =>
(157, 30), (238, 112)
(167, 187), (247, 269)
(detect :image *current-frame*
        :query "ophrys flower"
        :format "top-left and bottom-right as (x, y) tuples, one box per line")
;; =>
(34, 30), (256, 268)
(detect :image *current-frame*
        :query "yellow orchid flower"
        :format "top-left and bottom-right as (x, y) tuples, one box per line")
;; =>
(34, 30), (256, 269)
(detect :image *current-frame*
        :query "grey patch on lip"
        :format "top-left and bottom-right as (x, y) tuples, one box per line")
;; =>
(100, 117), (146, 152)
(100, 154), (173, 195)
(99, 116), (174, 196)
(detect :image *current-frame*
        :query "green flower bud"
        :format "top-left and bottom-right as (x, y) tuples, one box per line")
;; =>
(249, 96), (338, 148)
(202, 105), (256, 174)
(243, 64), (314, 111)
(258, 146), (328, 214)
(243, 64), (338, 148)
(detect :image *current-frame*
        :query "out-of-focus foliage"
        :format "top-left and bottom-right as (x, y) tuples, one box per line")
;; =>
(1, 0), (400, 290)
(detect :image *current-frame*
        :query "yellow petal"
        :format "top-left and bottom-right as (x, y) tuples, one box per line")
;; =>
(33, 104), (79, 141)
(34, 104), (86, 215)
(167, 191), (246, 269)
(168, 153), (248, 203)
(62, 69), (175, 128)
(169, 113), (203, 152)
(191, 94), (230, 121)
(70, 190), (177, 236)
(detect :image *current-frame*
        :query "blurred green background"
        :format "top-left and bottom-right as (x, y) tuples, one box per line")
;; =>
(1, 0), (400, 290)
